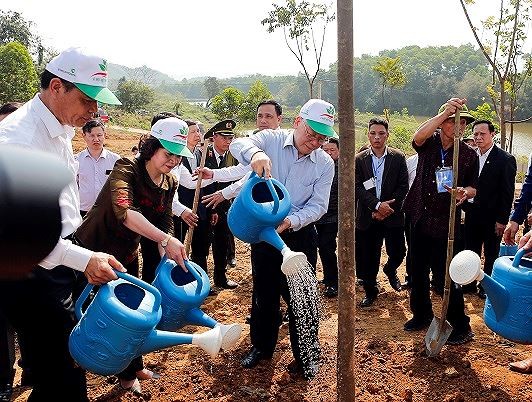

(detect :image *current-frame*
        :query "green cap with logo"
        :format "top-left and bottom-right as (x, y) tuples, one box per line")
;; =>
(438, 103), (475, 124)
(150, 117), (194, 158)
(299, 99), (338, 139)
(45, 47), (121, 105)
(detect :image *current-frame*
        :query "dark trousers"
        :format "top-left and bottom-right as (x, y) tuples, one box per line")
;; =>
(139, 237), (161, 284)
(465, 217), (501, 276)
(249, 226), (318, 363)
(355, 224), (406, 293)
(227, 233), (235, 261)
(315, 222), (338, 287)
(174, 215), (212, 272)
(0, 267), (88, 401)
(409, 223), (470, 334)
(404, 216), (413, 282)
(211, 211), (230, 284)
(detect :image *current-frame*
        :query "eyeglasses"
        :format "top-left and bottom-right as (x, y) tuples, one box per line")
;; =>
(304, 124), (328, 144)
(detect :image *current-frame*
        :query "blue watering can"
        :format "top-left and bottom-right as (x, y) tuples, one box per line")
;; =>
(152, 257), (242, 350)
(499, 243), (518, 257)
(450, 248), (532, 344)
(69, 271), (222, 376)
(227, 172), (307, 276)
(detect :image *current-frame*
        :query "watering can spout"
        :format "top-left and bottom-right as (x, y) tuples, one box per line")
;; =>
(140, 327), (222, 357)
(479, 274), (510, 322)
(258, 227), (285, 251)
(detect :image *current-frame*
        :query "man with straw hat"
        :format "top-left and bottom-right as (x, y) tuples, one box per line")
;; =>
(402, 97), (478, 345)
(0, 47), (125, 401)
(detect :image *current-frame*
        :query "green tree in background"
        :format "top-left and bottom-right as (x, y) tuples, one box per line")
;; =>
(0, 11), (34, 48)
(372, 56), (406, 115)
(238, 80), (273, 122)
(115, 79), (155, 113)
(261, 0), (335, 98)
(210, 87), (245, 120)
(0, 42), (38, 104)
(204, 77), (221, 108)
(460, 0), (532, 150)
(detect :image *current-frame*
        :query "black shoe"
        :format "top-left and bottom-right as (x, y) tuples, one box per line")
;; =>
(359, 293), (377, 308)
(356, 278), (364, 286)
(447, 329), (474, 345)
(241, 347), (269, 369)
(208, 288), (218, 296)
(245, 315), (251, 324)
(403, 316), (433, 331)
(215, 279), (238, 289)
(324, 285), (338, 298)
(386, 273), (402, 292)
(478, 287), (486, 300)
(401, 280), (412, 290)
(286, 360), (303, 375)
(228, 258), (237, 268)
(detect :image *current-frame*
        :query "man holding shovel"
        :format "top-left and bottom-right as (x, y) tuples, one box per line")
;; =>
(403, 98), (478, 345)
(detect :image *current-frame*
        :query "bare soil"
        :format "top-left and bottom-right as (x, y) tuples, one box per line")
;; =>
(10, 128), (532, 401)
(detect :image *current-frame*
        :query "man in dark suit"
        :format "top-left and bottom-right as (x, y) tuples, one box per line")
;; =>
(355, 117), (409, 307)
(464, 119), (517, 298)
(202, 120), (239, 289)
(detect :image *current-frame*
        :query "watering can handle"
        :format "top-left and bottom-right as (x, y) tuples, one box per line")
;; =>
(74, 271), (162, 320)
(512, 247), (528, 268)
(159, 255), (203, 293)
(250, 171), (280, 215)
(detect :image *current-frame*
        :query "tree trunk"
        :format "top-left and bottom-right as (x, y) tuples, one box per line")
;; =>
(337, 0), (356, 401)
(500, 79), (507, 150)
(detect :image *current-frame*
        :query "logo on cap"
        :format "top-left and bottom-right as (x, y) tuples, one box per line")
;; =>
(322, 106), (335, 120)
(90, 60), (108, 84)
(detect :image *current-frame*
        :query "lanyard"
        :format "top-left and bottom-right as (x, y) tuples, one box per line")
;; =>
(372, 156), (386, 179)
(440, 147), (449, 167)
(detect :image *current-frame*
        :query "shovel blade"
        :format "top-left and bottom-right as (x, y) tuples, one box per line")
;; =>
(424, 317), (453, 357)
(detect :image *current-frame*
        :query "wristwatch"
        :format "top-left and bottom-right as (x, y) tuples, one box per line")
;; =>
(160, 234), (172, 248)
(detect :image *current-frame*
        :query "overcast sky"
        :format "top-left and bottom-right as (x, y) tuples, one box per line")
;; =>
(2, 0), (530, 79)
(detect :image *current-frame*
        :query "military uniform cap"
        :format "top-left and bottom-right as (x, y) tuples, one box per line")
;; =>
(204, 119), (236, 139)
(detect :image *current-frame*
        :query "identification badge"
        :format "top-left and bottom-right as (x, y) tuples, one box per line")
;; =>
(435, 167), (453, 193)
(363, 177), (377, 190)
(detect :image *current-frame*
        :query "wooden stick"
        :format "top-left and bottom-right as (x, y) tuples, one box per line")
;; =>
(439, 111), (462, 331)
(184, 139), (211, 254)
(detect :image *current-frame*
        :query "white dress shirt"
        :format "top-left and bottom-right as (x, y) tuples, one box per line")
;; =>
(477, 143), (495, 175)
(230, 129), (334, 231)
(0, 94), (93, 271)
(76, 148), (120, 211)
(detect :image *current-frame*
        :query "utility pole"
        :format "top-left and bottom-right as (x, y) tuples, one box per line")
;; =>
(336, 0), (355, 401)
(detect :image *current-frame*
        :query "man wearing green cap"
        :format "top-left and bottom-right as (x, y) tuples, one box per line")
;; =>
(231, 99), (336, 378)
(0, 47), (124, 401)
(403, 97), (478, 345)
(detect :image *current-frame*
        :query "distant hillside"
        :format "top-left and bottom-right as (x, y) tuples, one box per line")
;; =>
(107, 63), (188, 89)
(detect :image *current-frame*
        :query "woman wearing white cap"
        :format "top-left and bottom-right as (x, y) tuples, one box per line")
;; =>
(75, 117), (194, 393)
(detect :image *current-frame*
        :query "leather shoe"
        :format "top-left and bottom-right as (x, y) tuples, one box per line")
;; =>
(228, 258), (237, 267)
(323, 285), (338, 298)
(386, 273), (402, 292)
(286, 360), (303, 375)
(478, 287), (486, 299)
(404, 316), (433, 331)
(509, 357), (532, 374)
(241, 347), (269, 369)
(359, 293), (377, 308)
(215, 279), (238, 289)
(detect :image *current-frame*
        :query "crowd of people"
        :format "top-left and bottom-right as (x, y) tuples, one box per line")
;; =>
(0, 46), (531, 401)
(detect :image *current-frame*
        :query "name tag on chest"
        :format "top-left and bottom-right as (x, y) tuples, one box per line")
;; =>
(363, 177), (376, 190)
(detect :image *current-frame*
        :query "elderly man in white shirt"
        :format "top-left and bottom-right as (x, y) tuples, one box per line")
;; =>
(76, 119), (120, 215)
(0, 48), (124, 401)
(233, 99), (336, 379)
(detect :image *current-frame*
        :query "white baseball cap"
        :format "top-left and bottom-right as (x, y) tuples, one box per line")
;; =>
(45, 48), (121, 105)
(299, 99), (338, 139)
(150, 118), (194, 158)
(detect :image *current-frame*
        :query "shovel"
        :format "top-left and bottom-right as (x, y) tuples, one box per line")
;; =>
(425, 110), (462, 357)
